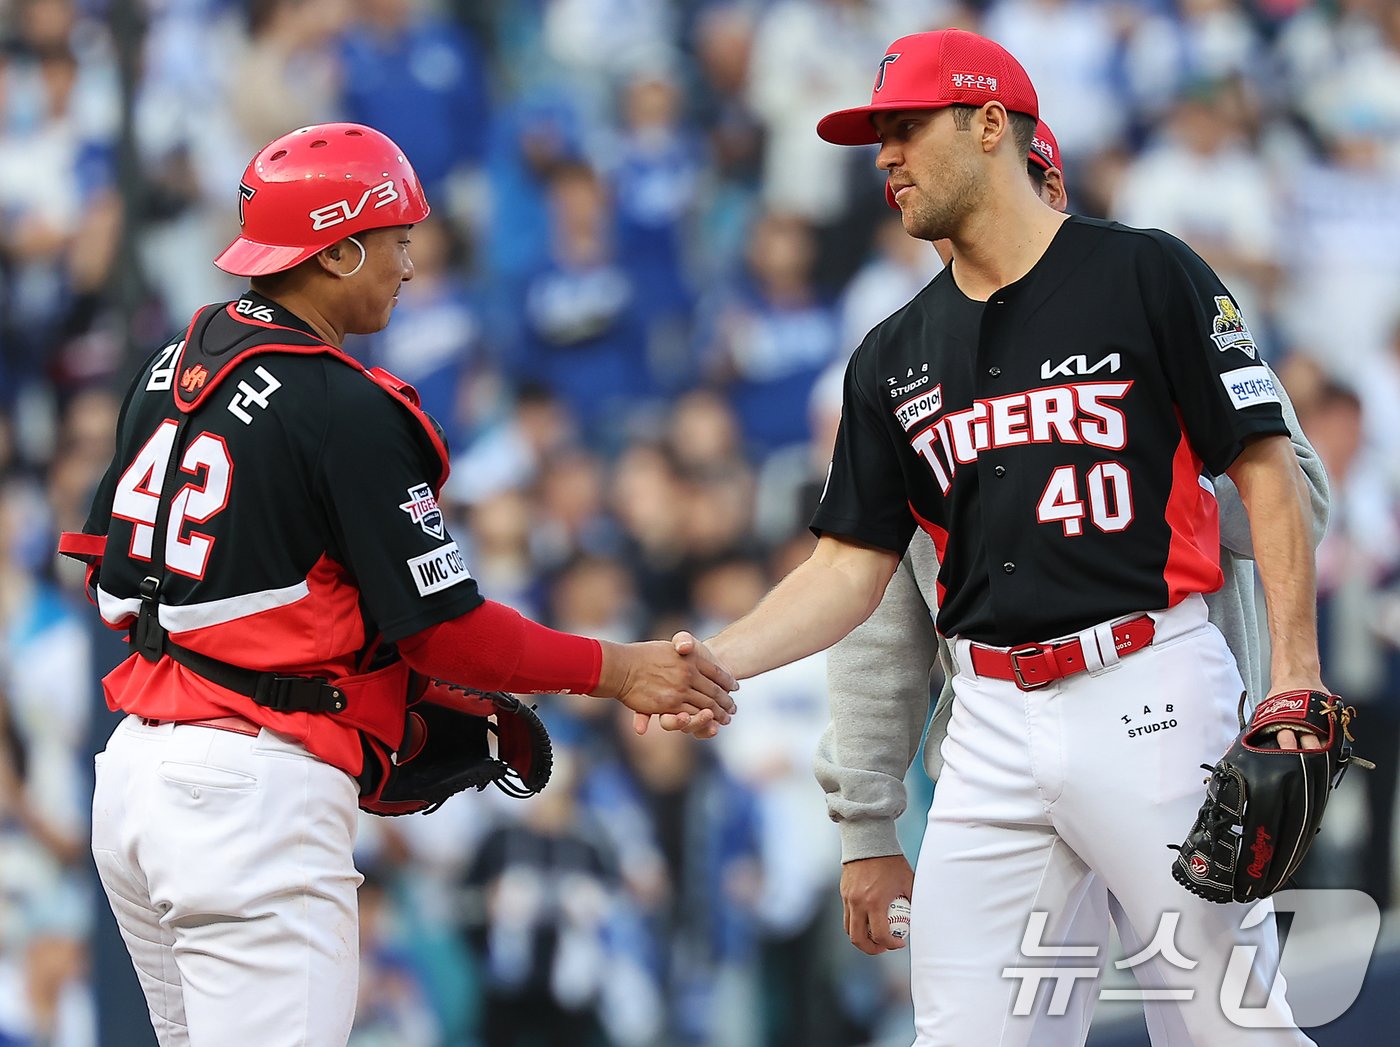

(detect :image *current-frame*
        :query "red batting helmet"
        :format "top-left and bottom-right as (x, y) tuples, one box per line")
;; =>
(214, 123), (431, 278)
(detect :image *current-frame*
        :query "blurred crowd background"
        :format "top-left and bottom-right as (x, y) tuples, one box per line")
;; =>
(2, 0), (1400, 1044)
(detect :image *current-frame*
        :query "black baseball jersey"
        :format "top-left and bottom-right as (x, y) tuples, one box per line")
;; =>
(80, 292), (483, 768)
(812, 217), (1288, 646)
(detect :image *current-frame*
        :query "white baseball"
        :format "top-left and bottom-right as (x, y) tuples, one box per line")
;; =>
(887, 895), (912, 940)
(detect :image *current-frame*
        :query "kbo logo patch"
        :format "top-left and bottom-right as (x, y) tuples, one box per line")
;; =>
(399, 483), (444, 540)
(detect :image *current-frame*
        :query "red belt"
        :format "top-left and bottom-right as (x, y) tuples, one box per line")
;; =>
(969, 615), (1156, 691)
(140, 715), (261, 737)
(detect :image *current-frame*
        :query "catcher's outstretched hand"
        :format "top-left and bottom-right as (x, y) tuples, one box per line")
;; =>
(597, 635), (737, 727)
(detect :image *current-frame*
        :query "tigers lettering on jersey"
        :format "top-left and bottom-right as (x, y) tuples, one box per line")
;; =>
(909, 381), (1132, 494)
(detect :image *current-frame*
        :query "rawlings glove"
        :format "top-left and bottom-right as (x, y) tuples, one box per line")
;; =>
(360, 680), (553, 816)
(1170, 690), (1369, 903)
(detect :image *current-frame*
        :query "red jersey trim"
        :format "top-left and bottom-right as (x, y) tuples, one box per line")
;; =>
(908, 502), (949, 628)
(1161, 420), (1223, 606)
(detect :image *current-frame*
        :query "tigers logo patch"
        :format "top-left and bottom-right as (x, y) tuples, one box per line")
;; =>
(1210, 295), (1256, 359)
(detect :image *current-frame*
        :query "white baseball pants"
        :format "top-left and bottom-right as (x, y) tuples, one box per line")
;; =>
(91, 716), (363, 1047)
(910, 595), (1313, 1046)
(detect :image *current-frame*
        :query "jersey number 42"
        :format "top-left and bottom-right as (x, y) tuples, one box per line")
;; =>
(111, 420), (233, 579)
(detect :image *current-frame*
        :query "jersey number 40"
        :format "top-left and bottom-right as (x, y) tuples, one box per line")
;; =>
(1036, 462), (1134, 537)
(111, 419), (233, 579)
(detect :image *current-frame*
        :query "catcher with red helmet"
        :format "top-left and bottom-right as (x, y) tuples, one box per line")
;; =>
(61, 124), (736, 1046)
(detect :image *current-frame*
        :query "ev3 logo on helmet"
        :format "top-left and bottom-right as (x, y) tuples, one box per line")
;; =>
(308, 180), (401, 231)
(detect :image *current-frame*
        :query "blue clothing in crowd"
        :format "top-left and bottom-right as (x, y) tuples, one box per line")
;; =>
(339, 15), (491, 196)
(703, 282), (842, 453)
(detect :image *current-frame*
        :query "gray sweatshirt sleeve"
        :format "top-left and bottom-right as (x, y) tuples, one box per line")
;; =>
(1216, 363), (1330, 556)
(816, 533), (939, 863)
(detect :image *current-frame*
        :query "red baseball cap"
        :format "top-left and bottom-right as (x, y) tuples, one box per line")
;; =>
(818, 29), (1039, 147)
(1028, 120), (1061, 174)
(883, 117), (1063, 208)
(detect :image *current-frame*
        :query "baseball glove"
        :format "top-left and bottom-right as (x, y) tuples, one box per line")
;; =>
(1170, 690), (1369, 903)
(360, 679), (553, 816)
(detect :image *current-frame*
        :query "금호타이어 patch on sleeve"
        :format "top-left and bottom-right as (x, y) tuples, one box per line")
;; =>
(1218, 365), (1281, 410)
(407, 541), (472, 596)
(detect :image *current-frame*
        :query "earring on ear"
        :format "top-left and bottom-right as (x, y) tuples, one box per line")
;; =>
(336, 236), (366, 278)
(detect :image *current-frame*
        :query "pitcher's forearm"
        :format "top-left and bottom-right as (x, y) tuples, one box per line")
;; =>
(710, 536), (901, 680)
(1227, 436), (1322, 686)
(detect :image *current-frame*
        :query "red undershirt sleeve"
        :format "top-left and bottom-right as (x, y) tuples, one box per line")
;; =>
(397, 599), (603, 695)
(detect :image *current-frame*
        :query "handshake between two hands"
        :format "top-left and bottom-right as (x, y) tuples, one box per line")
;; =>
(599, 630), (738, 740)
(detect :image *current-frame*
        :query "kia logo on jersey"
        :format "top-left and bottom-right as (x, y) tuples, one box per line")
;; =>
(1040, 353), (1121, 380)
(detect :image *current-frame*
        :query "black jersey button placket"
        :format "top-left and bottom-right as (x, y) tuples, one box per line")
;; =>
(1003, 562), (1016, 574)
(988, 366), (1002, 377)
(994, 465), (1007, 477)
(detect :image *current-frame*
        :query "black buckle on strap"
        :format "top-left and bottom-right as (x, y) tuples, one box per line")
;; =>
(253, 674), (347, 714)
(134, 576), (166, 663)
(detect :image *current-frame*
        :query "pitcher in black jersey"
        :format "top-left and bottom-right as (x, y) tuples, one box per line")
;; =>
(640, 30), (1321, 1046)
(62, 123), (736, 1047)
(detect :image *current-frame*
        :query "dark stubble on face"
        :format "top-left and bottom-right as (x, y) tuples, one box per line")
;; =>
(902, 137), (985, 244)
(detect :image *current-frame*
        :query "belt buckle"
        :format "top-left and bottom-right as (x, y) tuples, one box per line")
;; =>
(1010, 645), (1050, 691)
